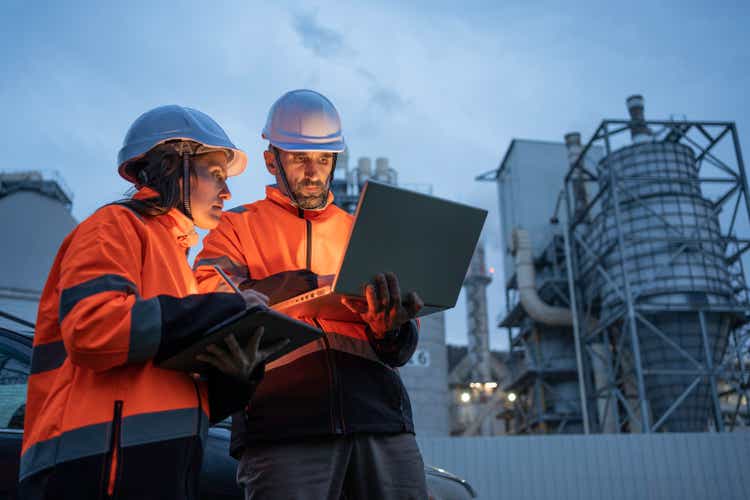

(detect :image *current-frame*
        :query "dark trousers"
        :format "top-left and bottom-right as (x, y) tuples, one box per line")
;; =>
(18, 436), (203, 500)
(237, 433), (428, 500)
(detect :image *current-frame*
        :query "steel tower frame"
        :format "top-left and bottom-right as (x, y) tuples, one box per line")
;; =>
(562, 119), (750, 433)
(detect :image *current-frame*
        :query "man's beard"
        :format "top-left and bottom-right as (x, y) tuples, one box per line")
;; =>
(292, 179), (328, 209)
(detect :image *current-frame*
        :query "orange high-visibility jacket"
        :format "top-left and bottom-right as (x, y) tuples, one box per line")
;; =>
(194, 186), (418, 457)
(20, 189), (254, 497)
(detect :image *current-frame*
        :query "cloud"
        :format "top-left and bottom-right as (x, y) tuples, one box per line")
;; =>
(369, 86), (409, 113)
(354, 67), (408, 113)
(292, 11), (350, 59)
(289, 13), (408, 117)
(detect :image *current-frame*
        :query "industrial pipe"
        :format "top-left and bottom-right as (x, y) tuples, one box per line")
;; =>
(510, 228), (574, 326)
(512, 226), (616, 431)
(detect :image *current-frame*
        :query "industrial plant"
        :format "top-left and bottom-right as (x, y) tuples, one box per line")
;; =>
(477, 95), (750, 435)
(2, 95), (749, 498)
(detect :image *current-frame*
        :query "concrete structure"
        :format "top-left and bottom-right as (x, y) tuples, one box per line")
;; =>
(400, 311), (451, 436)
(0, 171), (77, 330)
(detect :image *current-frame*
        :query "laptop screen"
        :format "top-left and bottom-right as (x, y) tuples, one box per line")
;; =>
(332, 181), (487, 309)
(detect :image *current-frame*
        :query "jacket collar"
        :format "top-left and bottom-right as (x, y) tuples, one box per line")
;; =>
(265, 185), (336, 220)
(133, 187), (199, 248)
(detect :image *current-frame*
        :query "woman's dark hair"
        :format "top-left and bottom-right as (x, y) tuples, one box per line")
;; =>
(119, 145), (195, 217)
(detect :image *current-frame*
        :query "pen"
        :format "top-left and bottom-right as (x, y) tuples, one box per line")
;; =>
(213, 265), (242, 294)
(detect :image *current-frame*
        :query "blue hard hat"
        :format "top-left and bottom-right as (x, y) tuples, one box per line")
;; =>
(117, 105), (247, 183)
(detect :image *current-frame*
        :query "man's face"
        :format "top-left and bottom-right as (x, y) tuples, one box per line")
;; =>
(264, 148), (334, 209)
(189, 150), (231, 229)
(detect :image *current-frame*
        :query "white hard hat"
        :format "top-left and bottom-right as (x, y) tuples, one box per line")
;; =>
(262, 89), (345, 152)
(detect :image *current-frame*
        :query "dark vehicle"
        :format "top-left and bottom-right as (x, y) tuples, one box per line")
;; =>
(0, 322), (476, 499)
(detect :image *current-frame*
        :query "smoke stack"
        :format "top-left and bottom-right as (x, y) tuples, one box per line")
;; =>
(375, 157), (389, 181)
(626, 94), (652, 142)
(564, 132), (582, 167)
(564, 132), (589, 221)
(357, 157), (372, 186)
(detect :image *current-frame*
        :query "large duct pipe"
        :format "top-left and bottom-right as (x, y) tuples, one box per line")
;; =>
(510, 228), (573, 326)
(512, 227), (616, 431)
(626, 94), (652, 142)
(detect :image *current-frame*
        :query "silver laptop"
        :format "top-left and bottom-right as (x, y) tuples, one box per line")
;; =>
(272, 180), (487, 322)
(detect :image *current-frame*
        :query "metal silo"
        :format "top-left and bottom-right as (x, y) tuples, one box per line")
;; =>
(564, 96), (750, 433)
(0, 171), (77, 329)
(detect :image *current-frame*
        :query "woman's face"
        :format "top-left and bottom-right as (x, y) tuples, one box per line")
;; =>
(189, 151), (231, 229)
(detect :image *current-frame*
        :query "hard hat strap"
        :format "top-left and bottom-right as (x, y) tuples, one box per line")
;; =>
(325, 153), (338, 206)
(272, 146), (301, 207)
(272, 147), (338, 210)
(177, 142), (194, 220)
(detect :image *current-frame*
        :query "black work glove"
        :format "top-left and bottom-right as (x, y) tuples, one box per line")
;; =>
(196, 327), (289, 383)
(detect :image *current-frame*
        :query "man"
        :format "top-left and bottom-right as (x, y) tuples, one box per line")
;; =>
(194, 89), (428, 499)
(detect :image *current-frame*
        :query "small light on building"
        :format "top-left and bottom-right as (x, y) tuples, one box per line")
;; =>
(460, 392), (471, 403)
(507, 392), (517, 402)
(489, 266), (495, 274)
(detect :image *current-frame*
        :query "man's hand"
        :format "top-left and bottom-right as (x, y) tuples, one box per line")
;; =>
(195, 327), (288, 382)
(341, 272), (423, 338)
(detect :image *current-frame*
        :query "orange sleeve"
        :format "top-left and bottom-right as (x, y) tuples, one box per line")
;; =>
(57, 207), (156, 372)
(194, 212), (250, 293)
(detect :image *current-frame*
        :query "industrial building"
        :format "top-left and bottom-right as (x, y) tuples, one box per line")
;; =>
(3, 97), (750, 498)
(0, 171), (77, 331)
(478, 95), (750, 435)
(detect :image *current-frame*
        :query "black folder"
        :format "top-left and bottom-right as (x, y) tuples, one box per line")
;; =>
(155, 306), (323, 372)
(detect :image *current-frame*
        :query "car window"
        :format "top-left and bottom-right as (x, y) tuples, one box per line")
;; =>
(0, 343), (28, 429)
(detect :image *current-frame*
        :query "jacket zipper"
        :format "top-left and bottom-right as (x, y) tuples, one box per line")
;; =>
(301, 211), (342, 433)
(314, 318), (345, 434)
(297, 207), (312, 271)
(105, 400), (123, 497)
(305, 219), (312, 270)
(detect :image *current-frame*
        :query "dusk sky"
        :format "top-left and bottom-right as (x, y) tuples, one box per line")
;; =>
(2, 0), (748, 348)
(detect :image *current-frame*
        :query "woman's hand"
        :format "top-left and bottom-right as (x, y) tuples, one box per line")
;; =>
(196, 327), (288, 382)
(240, 289), (269, 309)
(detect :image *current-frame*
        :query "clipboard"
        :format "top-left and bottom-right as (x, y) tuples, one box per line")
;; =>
(155, 306), (323, 372)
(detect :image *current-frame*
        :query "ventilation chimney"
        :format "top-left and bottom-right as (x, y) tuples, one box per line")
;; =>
(357, 157), (372, 186)
(375, 157), (390, 181)
(565, 132), (589, 221)
(564, 132), (582, 167)
(626, 94), (652, 142)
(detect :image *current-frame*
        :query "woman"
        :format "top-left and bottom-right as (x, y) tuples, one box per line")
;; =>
(19, 105), (276, 499)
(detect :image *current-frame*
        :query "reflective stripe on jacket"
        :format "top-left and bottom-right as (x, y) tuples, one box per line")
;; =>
(194, 186), (418, 457)
(21, 188), (250, 494)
